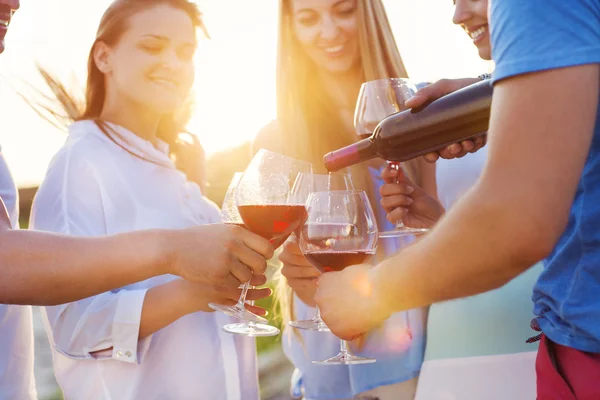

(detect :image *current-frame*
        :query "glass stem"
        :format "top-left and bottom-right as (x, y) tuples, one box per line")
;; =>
(237, 280), (251, 306)
(340, 339), (350, 356)
(314, 305), (322, 321)
(389, 161), (406, 229)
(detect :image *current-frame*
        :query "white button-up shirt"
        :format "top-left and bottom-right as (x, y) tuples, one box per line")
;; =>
(0, 146), (37, 400)
(30, 121), (259, 400)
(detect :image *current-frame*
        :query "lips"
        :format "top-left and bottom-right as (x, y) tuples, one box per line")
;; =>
(149, 76), (180, 89)
(319, 43), (348, 58)
(465, 24), (488, 42)
(0, 4), (12, 27)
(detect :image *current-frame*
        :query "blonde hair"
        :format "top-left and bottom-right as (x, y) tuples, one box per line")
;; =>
(273, 0), (423, 330)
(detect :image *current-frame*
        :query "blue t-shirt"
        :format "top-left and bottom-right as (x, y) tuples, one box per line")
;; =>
(491, 0), (600, 352)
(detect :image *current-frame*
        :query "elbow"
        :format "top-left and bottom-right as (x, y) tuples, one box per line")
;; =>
(502, 212), (561, 278)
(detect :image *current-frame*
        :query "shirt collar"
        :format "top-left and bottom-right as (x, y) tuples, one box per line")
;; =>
(70, 120), (174, 168)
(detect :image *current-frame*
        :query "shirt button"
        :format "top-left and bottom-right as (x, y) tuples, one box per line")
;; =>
(117, 351), (123, 357)
(126, 351), (132, 358)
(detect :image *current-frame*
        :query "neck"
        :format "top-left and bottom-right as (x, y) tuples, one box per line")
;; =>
(99, 94), (160, 144)
(317, 66), (363, 111)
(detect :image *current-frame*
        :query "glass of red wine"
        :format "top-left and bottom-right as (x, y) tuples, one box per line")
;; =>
(289, 172), (354, 332)
(354, 78), (429, 238)
(208, 173), (271, 329)
(223, 149), (313, 336)
(300, 190), (378, 365)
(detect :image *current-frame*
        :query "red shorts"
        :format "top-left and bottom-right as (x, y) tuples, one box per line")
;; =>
(536, 334), (600, 399)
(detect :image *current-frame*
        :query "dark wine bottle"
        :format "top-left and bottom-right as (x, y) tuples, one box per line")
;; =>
(324, 79), (493, 172)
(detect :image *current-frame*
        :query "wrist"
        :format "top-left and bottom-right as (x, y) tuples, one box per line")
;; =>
(367, 267), (395, 322)
(168, 279), (202, 315)
(154, 230), (181, 277)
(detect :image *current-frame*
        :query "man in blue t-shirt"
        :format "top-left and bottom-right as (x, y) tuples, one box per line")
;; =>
(316, 0), (600, 396)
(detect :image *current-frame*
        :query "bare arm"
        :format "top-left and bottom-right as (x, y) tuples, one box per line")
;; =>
(0, 207), (168, 305)
(316, 65), (600, 338)
(373, 65), (599, 313)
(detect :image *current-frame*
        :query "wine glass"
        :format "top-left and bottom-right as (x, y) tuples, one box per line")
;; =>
(223, 149), (313, 336)
(289, 172), (354, 332)
(354, 78), (429, 238)
(300, 190), (378, 365)
(208, 173), (269, 325)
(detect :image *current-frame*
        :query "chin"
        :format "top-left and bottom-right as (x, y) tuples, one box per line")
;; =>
(321, 58), (359, 75)
(477, 44), (492, 61)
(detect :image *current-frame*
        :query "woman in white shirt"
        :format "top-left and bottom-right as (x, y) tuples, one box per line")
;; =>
(30, 1), (272, 399)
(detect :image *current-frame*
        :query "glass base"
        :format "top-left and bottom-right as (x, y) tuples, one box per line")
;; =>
(289, 318), (331, 332)
(312, 351), (376, 365)
(222, 322), (280, 337)
(379, 227), (429, 239)
(208, 303), (267, 324)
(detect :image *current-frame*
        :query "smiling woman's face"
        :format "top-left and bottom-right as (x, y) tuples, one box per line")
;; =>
(97, 4), (197, 114)
(453, 0), (491, 60)
(291, 0), (361, 74)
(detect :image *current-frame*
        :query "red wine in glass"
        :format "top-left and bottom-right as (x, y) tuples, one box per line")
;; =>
(209, 173), (275, 333)
(304, 250), (374, 273)
(299, 191), (378, 365)
(238, 204), (307, 249)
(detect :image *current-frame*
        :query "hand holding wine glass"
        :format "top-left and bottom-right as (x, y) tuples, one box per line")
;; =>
(218, 150), (312, 336)
(208, 173), (273, 324)
(379, 164), (445, 230)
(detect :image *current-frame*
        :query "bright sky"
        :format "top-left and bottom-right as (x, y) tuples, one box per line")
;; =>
(0, 0), (491, 187)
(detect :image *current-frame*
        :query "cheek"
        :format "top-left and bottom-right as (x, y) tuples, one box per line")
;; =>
(293, 23), (318, 49)
(181, 64), (195, 92)
(339, 17), (359, 41)
(112, 52), (152, 95)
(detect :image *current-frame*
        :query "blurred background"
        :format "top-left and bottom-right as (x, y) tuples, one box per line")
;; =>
(1, 0), (491, 398)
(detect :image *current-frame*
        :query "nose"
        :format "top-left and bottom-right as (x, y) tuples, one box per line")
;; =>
(162, 48), (185, 71)
(452, 0), (472, 26)
(319, 13), (340, 41)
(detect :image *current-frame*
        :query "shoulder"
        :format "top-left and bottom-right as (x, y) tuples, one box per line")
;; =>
(491, 0), (600, 82)
(253, 120), (283, 154)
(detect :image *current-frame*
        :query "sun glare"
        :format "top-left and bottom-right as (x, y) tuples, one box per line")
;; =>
(0, 0), (491, 187)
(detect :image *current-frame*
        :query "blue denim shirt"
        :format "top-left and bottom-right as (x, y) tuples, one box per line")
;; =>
(490, 0), (600, 352)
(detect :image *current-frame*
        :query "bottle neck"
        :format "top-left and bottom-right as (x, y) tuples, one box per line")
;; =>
(323, 138), (376, 172)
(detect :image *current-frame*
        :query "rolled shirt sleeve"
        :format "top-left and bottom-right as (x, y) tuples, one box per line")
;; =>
(30, 147), (150, 364)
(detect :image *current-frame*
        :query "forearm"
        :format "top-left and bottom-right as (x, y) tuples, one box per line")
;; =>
(371, 182), (546, 317)
(0, 229), (172, 305)
(139, 280), (196, 339)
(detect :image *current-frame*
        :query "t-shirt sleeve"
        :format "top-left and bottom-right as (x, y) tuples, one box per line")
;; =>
(491, 0), (600, 83)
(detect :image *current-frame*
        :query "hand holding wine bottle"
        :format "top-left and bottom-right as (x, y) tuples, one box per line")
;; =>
(404, 78), (489, 163)
(379, 164), (445, 230)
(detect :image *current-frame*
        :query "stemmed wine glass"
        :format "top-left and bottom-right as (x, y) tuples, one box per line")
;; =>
(289, 172), (354, 332)
(300, 190), (378, 365)
(208, 173), (270, 328)
(354, 78), (429, 238)
(223, 149), (313, 336)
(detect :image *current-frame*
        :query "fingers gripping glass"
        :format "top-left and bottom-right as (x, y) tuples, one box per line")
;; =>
(223, 150), (313, 336)
(208, 173), (271, 328)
